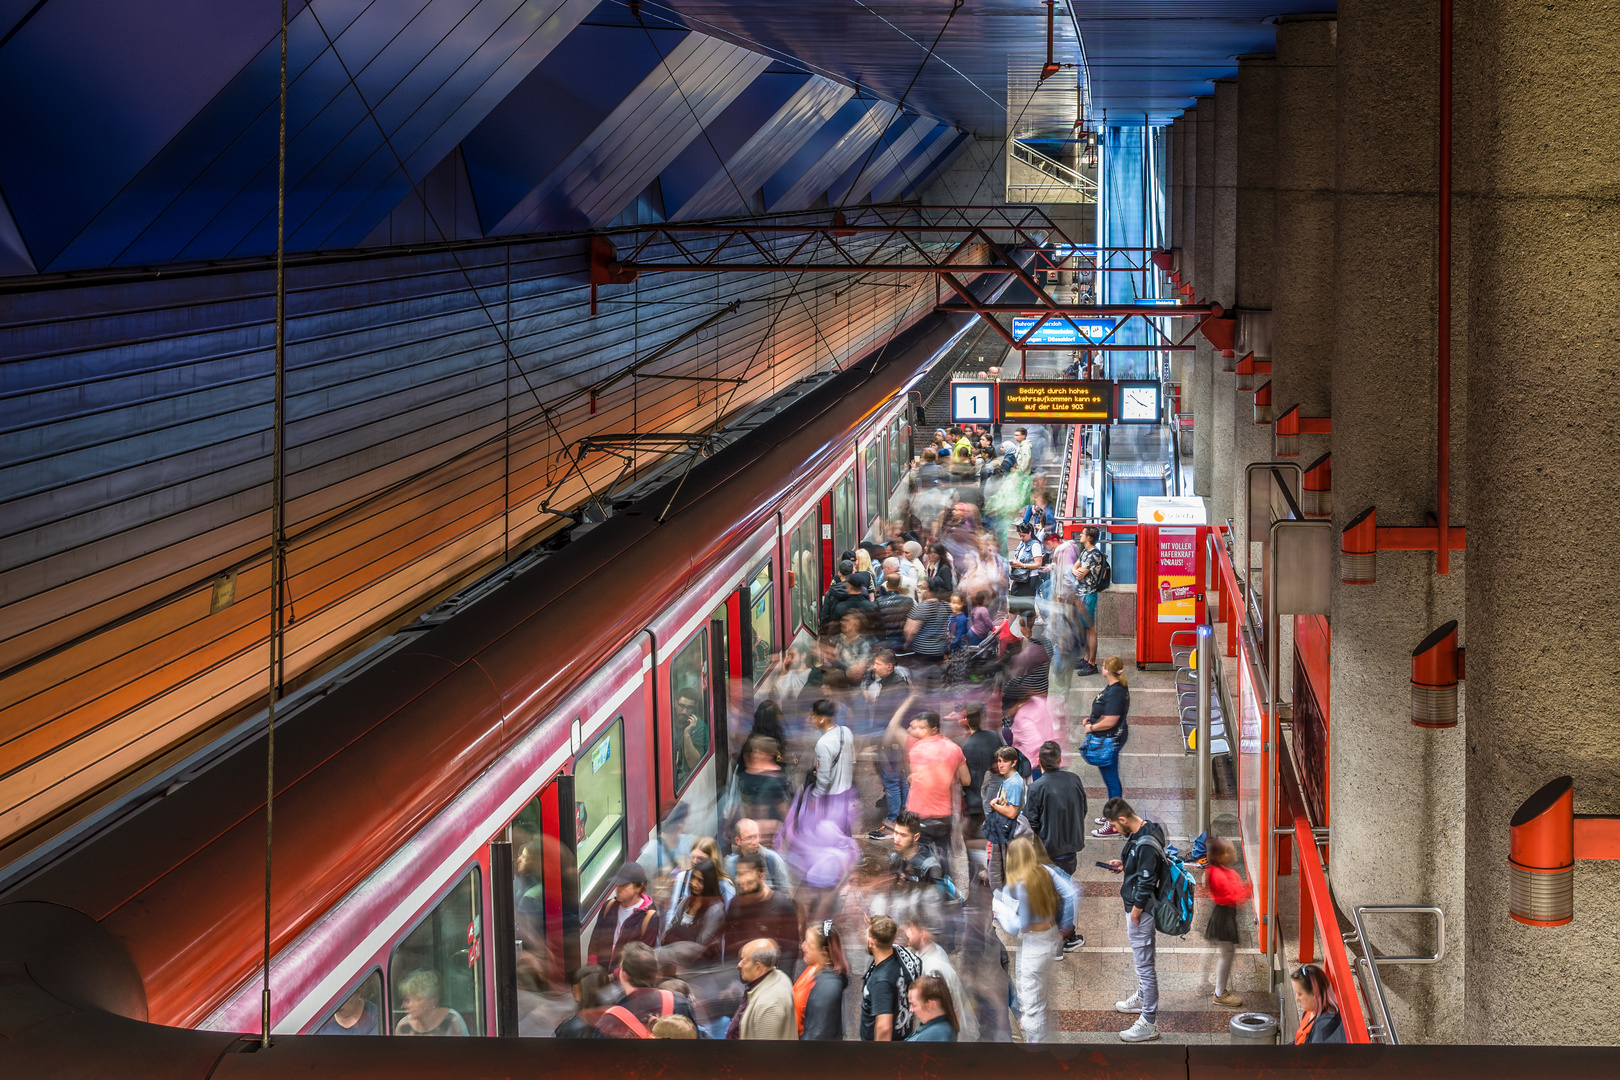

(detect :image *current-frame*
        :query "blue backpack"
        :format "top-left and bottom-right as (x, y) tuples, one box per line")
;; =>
(1139, 833), (1196, 936)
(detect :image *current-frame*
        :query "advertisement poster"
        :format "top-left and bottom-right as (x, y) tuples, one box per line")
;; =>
(1155, 527), (1197, 623)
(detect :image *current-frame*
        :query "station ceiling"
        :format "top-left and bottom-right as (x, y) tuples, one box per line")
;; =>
(0, 1), (1332, 277)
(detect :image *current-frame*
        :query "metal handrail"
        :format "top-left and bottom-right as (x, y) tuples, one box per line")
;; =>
(1011, 139), (1098, 192)
(1345, 905), (1446, 1045)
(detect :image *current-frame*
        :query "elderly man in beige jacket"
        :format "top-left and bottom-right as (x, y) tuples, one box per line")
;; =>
(732, 938), (798, 1040)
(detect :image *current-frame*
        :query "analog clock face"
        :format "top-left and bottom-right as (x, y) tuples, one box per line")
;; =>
(1122, 386), (1158, 422)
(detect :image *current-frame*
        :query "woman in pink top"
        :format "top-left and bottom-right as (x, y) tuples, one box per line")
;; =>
(1005, 694), (1061, 770)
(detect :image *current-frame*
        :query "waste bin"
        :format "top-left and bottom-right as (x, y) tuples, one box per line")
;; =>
(1229, 1012), (1278, 1044)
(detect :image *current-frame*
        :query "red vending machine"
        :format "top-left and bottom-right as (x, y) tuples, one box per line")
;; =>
(1134, 497), (1209, 667)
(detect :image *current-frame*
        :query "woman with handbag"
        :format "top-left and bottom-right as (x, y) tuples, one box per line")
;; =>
(1083, 656), (1131, 839)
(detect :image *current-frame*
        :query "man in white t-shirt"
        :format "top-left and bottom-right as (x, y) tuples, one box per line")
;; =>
(804, 697), (854, 831)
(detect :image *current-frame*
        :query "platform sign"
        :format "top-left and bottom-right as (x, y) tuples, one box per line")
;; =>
(1135, 497), (1209, 666)
(1011, 315), (1116, 345)
(950, 382), (995, 424)
(1117, 380), (1160, 424)
(998, 380), (1112, 423)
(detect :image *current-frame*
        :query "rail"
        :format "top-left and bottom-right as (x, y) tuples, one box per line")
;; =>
(1345, 905), (1445, 1045)
(1011, 139), (1098, 195)
(1278, 744), (1373, 1043)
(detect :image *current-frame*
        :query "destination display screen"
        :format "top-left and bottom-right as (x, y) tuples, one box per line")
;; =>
(998, 380), (1114, 423)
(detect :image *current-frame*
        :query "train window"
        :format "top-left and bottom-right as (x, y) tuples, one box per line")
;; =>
(863, 442), (884, 531)
(667, 635), (709, 794)
(747, 562), (773, 681)
(894, 417), (907, 488)
(791, 519), (818, 632)
(576, 720), (627, 909)
(508, 797), (547, 997)
(833, 470), (856, 556)
(389, 867), (483, 1037)
(313, 969), (383, 1035)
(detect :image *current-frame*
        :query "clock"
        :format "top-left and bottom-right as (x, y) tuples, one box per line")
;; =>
(1119, 383), (1160, 424)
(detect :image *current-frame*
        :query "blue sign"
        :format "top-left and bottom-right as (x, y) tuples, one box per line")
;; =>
(1012, 315), (1117, 345)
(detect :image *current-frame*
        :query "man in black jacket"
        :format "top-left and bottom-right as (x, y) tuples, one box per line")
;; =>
(1023, 741), (1087, 953)
(1102, 797), (1165, 1043)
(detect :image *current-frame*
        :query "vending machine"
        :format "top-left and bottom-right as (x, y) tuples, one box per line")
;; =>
(1134, 497), (1209, 666)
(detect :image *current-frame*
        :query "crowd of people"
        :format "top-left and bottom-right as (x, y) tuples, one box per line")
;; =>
(517, 420), (1284, 1047)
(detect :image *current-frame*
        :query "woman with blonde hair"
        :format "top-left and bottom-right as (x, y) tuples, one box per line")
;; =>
(1085, 656), (1133, 838)
(995, 837), (1063, 1043)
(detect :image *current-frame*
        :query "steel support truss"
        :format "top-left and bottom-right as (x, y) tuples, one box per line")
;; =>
(598, 205), (1213, 352)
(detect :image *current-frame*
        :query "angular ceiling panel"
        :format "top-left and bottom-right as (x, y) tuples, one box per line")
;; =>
(658, 69), (811, 220)
(460, 20), (688, 234)
(37, 0), (597, 270)
(0, 0), (293, 269)
(767, 96), (899, 213)
(831, 112), (937, 206)
(870, 121), (952, 205)
(668, 73), (854, 222)
(500, 33), (772, 232)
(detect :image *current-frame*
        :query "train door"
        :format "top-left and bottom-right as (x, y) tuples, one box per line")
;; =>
(818, 492), (834, 593)
(489, 770), (581, 1035)
(832, 467), (857, 559)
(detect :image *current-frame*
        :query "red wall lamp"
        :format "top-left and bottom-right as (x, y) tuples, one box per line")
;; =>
(1340, 506), (1467, 585)
(1234, 351), (1271, 391)
(1411, 620), (1463, 727)
(1301, 453), (1331, 519)
(1272, 404), (1332, 457)
(1253, 379), (1272, 424)
(1510, 776), (1620, 926)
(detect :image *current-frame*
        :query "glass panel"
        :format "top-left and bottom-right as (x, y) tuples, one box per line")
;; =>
(888, 419), (903, 490)
(668, 635), (710, 794)
(792, 521), (818, 632)
(748, 562), (773, 680)
(390, 868), (482, 1037)
(576, 721), (627, 909)
(314, 969), (384, 1035)
(863, 443), (883, 534)
(508, 796), (549, 999)
(834, 472), (856, 556)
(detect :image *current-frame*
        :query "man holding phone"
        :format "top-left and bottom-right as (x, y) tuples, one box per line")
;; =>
(1099, 797), (1165, 1043)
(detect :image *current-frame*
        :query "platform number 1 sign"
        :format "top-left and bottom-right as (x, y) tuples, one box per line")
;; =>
(951, 382), (995, 424)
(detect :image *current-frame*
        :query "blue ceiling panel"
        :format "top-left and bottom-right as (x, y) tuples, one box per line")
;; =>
(499, 33), (772, 231)
(39, 0), (597, 270)
(832, 112), (937, 206)
(759, 94), (864, 210)
(461, 21), (688, 233)
(0, 0), (293, 269)
(658, 68), (810, 217)
(670, 74), (853, 222)
(870, 121), (951, 205)
(768, 96), (898, 212)
(899, 130), (971, 200)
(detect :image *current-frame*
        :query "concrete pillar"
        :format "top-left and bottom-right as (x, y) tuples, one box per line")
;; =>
(1332, 0), (1465, 1043)
(1192, 96), (1215, 497)
(1457, 0), (1620, 1045)
(1209, 80), (1239, 528)
(1271, 15), (1337, 462)
(1231, 55), (1275, 565)
(1170, 117), (1184, 254)
(1172, 116), (1193, 390)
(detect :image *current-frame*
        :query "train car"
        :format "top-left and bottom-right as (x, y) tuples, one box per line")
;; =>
(0, 271), (1012, 1040)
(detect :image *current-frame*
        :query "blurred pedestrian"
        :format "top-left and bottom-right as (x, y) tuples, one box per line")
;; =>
(795, 920), (849, 1040)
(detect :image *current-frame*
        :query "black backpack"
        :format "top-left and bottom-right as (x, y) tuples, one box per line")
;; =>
(1095, 548), (1113, 591)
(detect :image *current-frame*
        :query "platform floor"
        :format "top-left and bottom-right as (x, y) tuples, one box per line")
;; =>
(835, 612), (1277, 1045)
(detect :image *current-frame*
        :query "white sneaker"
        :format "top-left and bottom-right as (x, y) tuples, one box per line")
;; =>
(1115, 991), (1143, 1013)
(1119, 1016), (1160, 1042)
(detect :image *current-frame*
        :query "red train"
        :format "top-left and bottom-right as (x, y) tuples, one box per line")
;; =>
(0, 281), (1003, 1040)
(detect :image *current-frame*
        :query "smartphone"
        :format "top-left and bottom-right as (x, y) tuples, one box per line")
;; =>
(1096, 861), (1119, 872)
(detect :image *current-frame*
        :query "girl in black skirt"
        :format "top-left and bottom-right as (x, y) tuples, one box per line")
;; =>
(1204, 836), (1251, 1007)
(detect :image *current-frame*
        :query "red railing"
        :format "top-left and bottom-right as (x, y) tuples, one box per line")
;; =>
(1209, 524), (1371, 1043)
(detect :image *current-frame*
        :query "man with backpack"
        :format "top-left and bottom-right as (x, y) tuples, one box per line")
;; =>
(1101, 797), (1166, 1043)
(593, 942), (697, 1038)
(1074, 526), (1108, 676)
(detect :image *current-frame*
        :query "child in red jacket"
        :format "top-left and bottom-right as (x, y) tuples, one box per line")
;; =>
(1205, 836), (1252, 1007)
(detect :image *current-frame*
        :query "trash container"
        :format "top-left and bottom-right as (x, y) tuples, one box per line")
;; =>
(1229, 1012), (1278, 1044)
